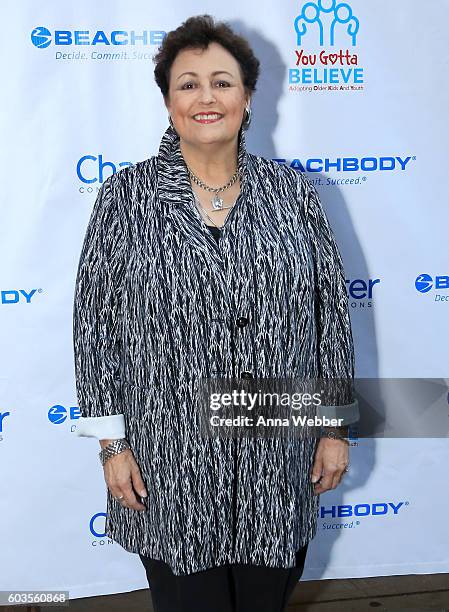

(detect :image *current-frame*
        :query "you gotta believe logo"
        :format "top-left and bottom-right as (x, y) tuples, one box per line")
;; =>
(290, 0), (364, 92)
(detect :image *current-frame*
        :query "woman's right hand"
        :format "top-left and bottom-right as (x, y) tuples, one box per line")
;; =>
(100, 440), (148, 511)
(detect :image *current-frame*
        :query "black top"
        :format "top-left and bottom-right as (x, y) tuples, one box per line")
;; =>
(205, 224), (222, 243)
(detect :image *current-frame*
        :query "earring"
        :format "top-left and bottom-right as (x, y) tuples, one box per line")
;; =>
(242, 105), (252, 130)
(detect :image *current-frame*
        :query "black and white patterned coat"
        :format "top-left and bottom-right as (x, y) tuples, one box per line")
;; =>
(73, 124), (357, 576)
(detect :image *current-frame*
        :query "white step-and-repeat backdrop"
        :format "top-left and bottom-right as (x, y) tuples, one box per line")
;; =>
(1, 0), (448, 600)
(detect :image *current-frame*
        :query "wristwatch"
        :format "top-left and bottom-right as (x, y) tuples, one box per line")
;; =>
(99, 438), (131, 466)
(321, 427), (350, 443)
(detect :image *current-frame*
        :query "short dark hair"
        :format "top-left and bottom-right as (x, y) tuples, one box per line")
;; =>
(153, 14), (260, 101)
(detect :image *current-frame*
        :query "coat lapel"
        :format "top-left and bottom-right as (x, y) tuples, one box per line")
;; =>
(155, 124), (251, 265)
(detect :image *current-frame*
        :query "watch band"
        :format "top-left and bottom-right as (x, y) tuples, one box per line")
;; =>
(321, 427), (350, 443)
(99, 438), (131, 466)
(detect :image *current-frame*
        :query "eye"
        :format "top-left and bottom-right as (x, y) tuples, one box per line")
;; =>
(180, 80), (230, 90)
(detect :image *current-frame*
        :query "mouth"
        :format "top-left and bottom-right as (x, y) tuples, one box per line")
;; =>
(192, 113), (224, 124)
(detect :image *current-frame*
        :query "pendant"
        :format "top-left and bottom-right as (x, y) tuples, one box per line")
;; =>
(212, 194), (224, 210)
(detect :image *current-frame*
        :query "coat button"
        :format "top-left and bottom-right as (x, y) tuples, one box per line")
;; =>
(236, 316), (249, 327)
(240, 371), (253, 379)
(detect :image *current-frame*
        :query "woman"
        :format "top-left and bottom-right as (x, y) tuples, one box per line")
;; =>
(73, 14), (358, 612)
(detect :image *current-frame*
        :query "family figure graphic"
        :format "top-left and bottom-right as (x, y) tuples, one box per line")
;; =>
(294, 0), (360, 46)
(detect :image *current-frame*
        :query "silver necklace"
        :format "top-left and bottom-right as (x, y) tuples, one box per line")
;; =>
(187, 164), (240, 211)
(193, 191), (237, 228)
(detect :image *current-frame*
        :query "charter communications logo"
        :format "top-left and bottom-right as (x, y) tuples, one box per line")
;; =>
(77, 155), (133, 187)
(0, 411), (10, 434)
(31, 26), (165, 48)
(90, 512), (107, 540)
(346, 277), (379, 308)
(290, 0), (364, 92)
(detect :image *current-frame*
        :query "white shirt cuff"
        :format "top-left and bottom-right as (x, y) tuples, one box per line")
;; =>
(74, 414), (126, 439)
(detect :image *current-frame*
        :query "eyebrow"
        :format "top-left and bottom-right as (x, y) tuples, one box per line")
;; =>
(176, 70), (234, 81)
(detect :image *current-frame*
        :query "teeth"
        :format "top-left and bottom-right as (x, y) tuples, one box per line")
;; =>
(193, 114), (222, 120)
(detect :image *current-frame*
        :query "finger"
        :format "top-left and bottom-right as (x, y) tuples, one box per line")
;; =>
(110, 489), (130, 508)
(104, 455), (146, 510)
(313, 479), (328, 494)
(314, 471), (333, 493)
(108, 484), (124, 500)
(332, 468), (345, 489)
(331, 472), (343, 489)
(107, 477), (135, 507)
(121, 483), (146, 511)
(310, 457), (323, 484)
(131, 464), (148, 498)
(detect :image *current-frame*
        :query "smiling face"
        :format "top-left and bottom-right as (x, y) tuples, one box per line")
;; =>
(165, 42), (250, 148)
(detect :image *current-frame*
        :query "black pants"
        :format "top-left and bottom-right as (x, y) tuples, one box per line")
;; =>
(139, 543), (309, 612)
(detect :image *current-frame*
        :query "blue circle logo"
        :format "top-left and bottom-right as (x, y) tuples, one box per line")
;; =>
(415, 273), (433, 293)
(90, 513), (107, 538)
(31, 27), (52, 48)
(48, 405), (67, 424)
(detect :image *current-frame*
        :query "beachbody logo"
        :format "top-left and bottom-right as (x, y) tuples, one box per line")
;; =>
(290, 0), (364, 91)
(31, 27), (165, 48)
(48, 405), (81, 427)
(320, 501), (406, 518)
(415, 274), (449, 302)
(1, 289), (41, 304)
(320, 501), (408, 530)
(275, 156), (415, 174)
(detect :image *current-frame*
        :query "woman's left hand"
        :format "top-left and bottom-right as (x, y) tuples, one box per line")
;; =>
(311, 437), (349, 495)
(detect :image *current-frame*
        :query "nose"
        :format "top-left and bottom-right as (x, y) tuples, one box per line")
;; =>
(197, 83), (217, 104)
